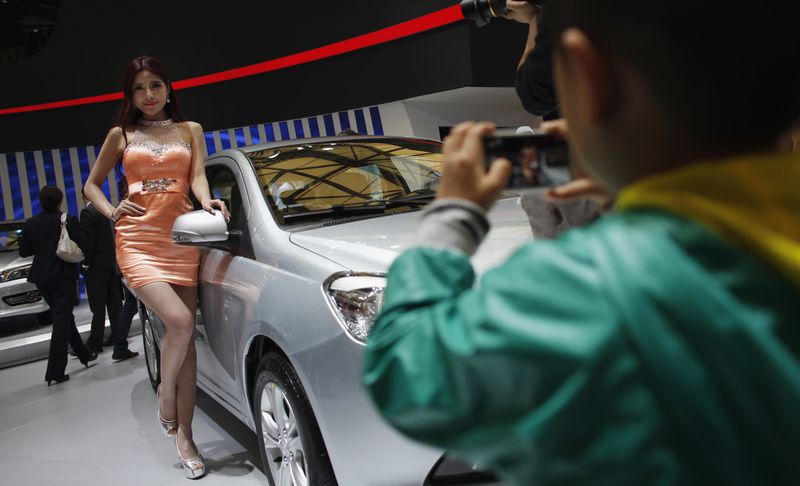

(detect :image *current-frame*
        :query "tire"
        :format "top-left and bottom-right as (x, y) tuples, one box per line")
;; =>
(141, 306), (161, 391)
(253, 352), (337, 486)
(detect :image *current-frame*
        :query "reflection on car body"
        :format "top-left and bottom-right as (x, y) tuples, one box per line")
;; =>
(141, 136), (531, 485)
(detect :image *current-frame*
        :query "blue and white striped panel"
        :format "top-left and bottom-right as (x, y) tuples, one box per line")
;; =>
(0, 147), (118, 222)
(0, 104), (386, 222)
(204, 105), (385, 155)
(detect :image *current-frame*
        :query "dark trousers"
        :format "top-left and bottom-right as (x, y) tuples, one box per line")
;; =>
(113, 284), (138, 353)
(38, 280), (92, 381)
(84, 266), (122, 349)
(520, 193), (601, 239)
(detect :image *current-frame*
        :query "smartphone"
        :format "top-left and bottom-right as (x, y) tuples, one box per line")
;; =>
(484, 129), (571, 189)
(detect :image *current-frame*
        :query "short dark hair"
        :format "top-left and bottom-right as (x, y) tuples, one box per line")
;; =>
(39, 185), (63, 212)
(548, 1), (800, 146)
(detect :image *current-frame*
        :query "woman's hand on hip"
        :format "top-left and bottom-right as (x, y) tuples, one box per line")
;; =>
(112, 198), (146, 221)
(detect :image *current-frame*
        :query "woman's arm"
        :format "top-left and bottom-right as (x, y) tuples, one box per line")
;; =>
(84, 128), (124, 220)
(188, 122), (229, 220)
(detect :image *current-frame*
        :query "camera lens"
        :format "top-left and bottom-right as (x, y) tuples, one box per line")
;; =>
(460, 0), (508, 27)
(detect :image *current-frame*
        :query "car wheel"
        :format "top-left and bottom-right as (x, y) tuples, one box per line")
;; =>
(141, 307), (161, 391)
(253, 352), (337, 486)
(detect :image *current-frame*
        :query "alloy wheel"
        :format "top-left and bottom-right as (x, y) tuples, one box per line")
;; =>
(260, 381), (309, 486)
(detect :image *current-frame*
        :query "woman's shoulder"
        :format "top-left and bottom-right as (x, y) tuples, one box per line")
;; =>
(177, 120), (203, 133)
(106, 126), (125, 138)
(107, 125), (135, 144)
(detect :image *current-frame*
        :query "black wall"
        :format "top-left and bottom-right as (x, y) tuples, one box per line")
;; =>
(0, 0), (528, 152)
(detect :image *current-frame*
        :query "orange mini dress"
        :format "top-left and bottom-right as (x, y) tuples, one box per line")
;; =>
(115, 119), (199, 288)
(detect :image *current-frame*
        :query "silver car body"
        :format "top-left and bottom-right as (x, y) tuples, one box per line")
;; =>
(154, 137), (532, 485)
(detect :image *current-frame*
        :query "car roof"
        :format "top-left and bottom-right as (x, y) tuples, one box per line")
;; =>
(209, 135), (442, 159)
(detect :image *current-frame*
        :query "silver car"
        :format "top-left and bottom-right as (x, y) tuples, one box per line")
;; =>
(0, 221), (50, 325)
(142, 136), (531, 485)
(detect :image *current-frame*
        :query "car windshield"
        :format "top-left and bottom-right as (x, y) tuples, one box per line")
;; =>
(247, 138), (443, 225)
(0, 223), (24, 252)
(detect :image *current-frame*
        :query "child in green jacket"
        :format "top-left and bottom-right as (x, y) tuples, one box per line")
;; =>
(363, 1), (800, 484)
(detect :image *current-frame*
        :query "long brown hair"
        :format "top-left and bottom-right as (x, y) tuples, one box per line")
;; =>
(113, 55), (186, 179)
(113, 55), (185, 129)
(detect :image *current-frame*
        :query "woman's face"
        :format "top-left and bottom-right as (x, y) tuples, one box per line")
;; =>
(131, 69), (169, 120)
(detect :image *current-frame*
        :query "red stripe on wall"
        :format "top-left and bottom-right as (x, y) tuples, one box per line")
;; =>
(0, 5), (464, 116)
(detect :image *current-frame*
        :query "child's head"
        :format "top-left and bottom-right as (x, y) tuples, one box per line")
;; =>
(548, 1), (799, 189)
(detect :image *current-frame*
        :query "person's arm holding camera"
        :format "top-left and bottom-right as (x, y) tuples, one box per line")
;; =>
(505, 0), (541, 69)
(412, 122), (509, 256)
(506, 0), (558, 117)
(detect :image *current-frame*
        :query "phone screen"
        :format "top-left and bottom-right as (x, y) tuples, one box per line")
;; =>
(484, 129), (571, 189)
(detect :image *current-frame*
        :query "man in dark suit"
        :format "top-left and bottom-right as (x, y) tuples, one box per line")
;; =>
(80, 190), (122, 354)
(19, 186), (97, 385)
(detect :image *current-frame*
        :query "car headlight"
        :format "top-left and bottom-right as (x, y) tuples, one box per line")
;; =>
(0, 264), (32, 283)
(324, 274), (386, 344)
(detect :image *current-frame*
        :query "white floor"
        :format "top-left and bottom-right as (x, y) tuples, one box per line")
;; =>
(0, 338), (267, 485)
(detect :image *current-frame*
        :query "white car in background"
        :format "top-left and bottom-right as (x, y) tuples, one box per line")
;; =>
(0, 221), (50, 326)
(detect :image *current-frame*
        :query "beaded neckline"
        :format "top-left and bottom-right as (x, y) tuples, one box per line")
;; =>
(137, 118), (174, 128)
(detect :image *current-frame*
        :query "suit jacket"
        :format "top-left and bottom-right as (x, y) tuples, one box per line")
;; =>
(79, 203), (116, 270)
(18, 210), (85, 285)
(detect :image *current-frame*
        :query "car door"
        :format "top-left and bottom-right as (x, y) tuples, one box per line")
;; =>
(194, 159), (255, 406)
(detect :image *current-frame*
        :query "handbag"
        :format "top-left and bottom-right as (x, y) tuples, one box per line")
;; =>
(56, 212), (84, 263)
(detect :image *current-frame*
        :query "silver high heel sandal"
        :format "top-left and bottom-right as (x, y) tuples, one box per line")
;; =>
(157, 385), (178, 438)
(177, 440), (206, 479)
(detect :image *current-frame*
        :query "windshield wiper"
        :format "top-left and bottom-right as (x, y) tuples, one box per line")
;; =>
(282, 193), (436, 221)
(384, 191), (437, 208)
(283, 203), (388, 221)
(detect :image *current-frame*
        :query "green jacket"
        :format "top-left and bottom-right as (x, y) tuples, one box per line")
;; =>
(363, 209), (800, 485)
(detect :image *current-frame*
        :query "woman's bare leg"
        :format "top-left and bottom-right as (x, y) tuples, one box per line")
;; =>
(172, 284), (201, 460)
(134, 282), (196, 454)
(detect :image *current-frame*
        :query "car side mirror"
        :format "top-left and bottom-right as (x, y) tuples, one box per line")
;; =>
(172, 210), (229, 245)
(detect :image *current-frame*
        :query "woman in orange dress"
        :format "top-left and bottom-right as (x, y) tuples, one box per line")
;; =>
(84, 55), (228, 479)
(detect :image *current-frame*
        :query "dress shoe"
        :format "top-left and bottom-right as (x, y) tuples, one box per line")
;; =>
(112, 349), (139, 361)
(86, 343), (103, 354)
(79, 352), (99, 368)
(46, 375), (70, 386)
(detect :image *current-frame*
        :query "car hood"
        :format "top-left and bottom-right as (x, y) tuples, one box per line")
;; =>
(289, 197), (533, 274)
(0, 252), (32, 271)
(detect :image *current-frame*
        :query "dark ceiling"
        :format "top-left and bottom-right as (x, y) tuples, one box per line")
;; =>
(0, 0), (60, 63)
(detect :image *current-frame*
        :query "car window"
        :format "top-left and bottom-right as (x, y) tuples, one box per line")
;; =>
(246, 139), (443, 225)
(207, 166), (244, 230)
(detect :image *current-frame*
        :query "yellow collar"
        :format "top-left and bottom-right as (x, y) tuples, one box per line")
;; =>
(617, 152), (800, 286)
